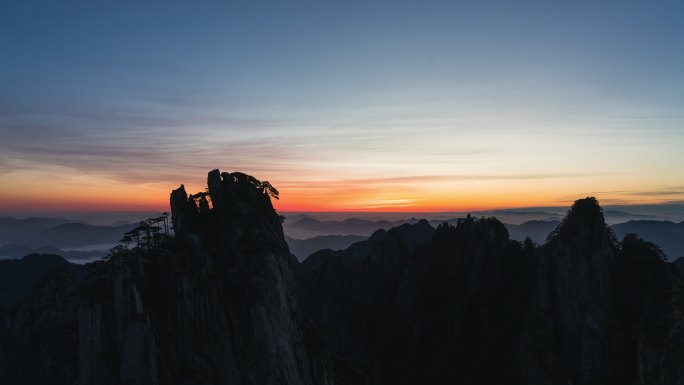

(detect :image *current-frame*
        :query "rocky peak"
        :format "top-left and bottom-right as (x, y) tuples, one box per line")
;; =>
(78, 169), (318, 385)
(21, 253), (70, 265)
(171, 169), (288, 257)
(522, 197), (616, 385)
(547, 196), (615, 246)
(391, 219), (435, 249)
(431, 215), (510, 259)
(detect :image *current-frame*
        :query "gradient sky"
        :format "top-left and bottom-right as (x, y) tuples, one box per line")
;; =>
(1, 0), (683, 212)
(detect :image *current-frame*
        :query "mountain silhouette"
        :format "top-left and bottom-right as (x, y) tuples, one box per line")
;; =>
(0, 217), (137, 249)
(0, 254), (85, 383)
(612, 220), (684, 260)
(0, 171), (683, 385)
(286, 234), (368, 261)
(0, 253), (85, 308)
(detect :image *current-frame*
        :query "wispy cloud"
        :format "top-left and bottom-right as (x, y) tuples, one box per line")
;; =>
(559, 186), (684, 207)
(280, 173), (601, 191)
(624, 187), (684, 197)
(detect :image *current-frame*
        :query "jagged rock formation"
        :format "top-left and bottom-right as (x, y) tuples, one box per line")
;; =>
(298, 215), (530, 384)
(1, 172), (683, 385)
(78, 169), (318, 385)
(299, 198), (684, 385)
(520, 198), (616, 384)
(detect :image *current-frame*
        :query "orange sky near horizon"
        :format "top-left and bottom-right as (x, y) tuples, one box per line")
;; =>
(2, 167), (682, 213)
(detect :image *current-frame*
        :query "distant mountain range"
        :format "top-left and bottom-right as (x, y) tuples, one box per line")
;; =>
(286, 234), (367, 261)
(505, 219), (684, 260)
(284, 215), (684, 260)
(283, 215), (421, 239)
(0, 217), (138, 260)
(2, 214), (683, 263)
(0, 244), (106, 261)
(612, 220), (684, 260)
(0, 217), (136, 249)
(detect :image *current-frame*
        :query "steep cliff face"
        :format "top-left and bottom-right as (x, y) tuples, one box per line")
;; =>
(521, 197), (616, 385)
(79, 256), (157, 385)
(297, 223), (426, 382)
(80, 169), (318, 385)
(298, 215), (530, 385)
(519, 198), (684, 385)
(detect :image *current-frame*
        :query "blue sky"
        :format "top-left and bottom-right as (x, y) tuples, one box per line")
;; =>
(1, 0), (683, 211)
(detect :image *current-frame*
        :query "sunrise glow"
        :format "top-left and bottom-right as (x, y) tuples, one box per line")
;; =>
(1, 1), (683, 213)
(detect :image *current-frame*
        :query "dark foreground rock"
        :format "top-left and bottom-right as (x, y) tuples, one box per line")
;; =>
(1, 171), (683, 385)
(77, 170), (319, 385)
(298, 197), (684, 385)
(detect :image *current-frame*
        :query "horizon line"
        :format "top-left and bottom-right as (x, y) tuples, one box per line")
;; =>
(2, 200), (683, 216)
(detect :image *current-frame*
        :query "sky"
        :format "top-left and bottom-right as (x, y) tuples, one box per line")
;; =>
(1, 0), (683, 212)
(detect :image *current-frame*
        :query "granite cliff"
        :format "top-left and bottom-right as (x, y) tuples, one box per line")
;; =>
(78, 169), (319, 385)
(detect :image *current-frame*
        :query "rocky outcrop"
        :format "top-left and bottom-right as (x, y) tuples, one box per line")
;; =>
(79, 169), (318, 385)
(520, 198), (616, 385)
(79, 257), (157, 385)
(518, 198), (684, 385)
(297, 216), (530, 384)
(300, 197), (684, 385)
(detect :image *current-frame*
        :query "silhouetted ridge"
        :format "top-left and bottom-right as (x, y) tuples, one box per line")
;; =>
(612, 220), (684, 260)
(620, 232), (666, 262)
(0, 255), (84, 385)
(390, 219), (435, 249)
(286, 234), (368, 261)
(297, 214), (527, 384)
(2, 172), (684, 385)
(21, 252), (70, 264)
(0, 253), (84, 308)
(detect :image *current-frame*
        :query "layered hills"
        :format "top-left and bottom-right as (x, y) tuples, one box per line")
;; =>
(0, 170), (683, 385)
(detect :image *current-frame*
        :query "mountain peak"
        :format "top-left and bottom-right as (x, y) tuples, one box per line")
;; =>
(566, 196), (603, 220)
(547, 197), (612, 243)
(170, 169), (283, 242)
(21, 253), (69, 265)
(391, 219), (435, 249)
